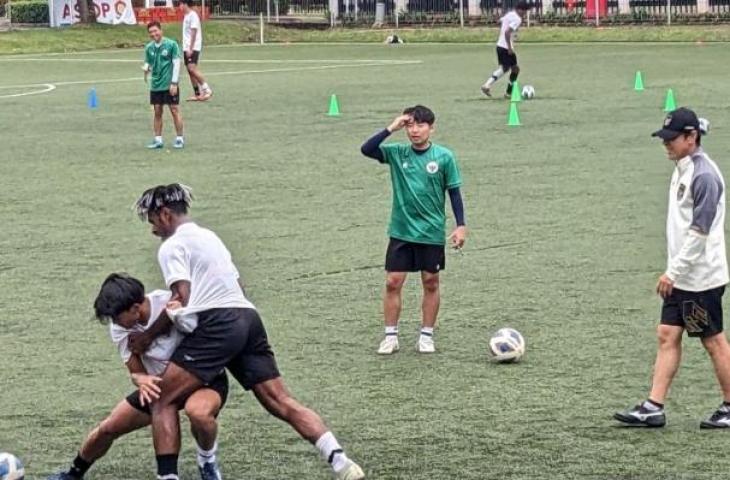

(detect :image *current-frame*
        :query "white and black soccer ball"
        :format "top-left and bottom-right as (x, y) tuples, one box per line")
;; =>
(489, 328), (526, 363)
(0, 453), (25, 480)
(521, 85), (535, 100)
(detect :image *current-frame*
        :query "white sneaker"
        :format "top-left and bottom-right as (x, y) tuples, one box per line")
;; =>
(335, 459), (365, 480)
(416, 335), (435, 354)
(377, 336), (399, 355)
(480, 84), (492, 97)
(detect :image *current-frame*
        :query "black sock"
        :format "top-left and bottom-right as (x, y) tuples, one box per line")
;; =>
(646, 399), (664, 409)
(156, 454), (179, 479)
(68, 454), (93, 479)
(193, 85), (200, 96)
(506, 71), (519, 94)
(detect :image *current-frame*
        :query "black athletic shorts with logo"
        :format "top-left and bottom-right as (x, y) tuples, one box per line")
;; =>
(184, 50), (201, 66)
(126, 371), (229, 415)
(661, 286), (725, 338)
(496, 46), (518, 70)
(150, 90), (180, 105)
(170, 308), (281, 390)
(385, 237), (445, 274)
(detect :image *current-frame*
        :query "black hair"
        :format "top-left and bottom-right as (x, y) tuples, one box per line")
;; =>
(135, 183), (193, 221)
(403, 105), (436, 125)
(93, 273), (146, 324)
(515, 1), (531, 10)
(147, 20), (162, 31)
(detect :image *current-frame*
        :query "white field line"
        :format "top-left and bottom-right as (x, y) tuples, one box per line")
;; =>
(0, 83), (56, 98)
(0, 61), (422, 96)
(0, 57), (422, 64)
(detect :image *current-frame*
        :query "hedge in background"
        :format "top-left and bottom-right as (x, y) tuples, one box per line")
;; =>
(10, 1), (50, 23)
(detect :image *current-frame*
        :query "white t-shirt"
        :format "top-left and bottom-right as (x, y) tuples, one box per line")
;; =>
(497, 11), (521, 49)
(109, 290), (183, 376)
(182, 10), (203, 52)
(157, 222), (255, 332)
(666, 148), (729, 291)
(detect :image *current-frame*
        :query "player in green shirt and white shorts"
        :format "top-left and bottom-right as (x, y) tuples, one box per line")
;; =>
(361, 105), (467, 354)
(143, 21), (185, 150)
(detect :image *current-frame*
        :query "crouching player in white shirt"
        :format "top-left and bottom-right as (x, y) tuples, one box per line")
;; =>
(46, 273), (228, 480)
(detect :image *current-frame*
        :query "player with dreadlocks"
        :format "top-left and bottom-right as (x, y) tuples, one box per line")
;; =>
(129, 184), (365, 480)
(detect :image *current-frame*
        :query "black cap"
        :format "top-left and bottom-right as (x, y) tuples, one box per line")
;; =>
(652, 107), (700, 141)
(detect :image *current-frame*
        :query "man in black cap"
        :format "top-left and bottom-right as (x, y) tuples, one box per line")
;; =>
(614, 107), (730, 428)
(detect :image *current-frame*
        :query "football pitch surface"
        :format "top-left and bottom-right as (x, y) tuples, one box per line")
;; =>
(2, 41), (730, 479)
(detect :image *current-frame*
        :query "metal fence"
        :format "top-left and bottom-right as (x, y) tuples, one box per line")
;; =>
(210, 0), (730, 22)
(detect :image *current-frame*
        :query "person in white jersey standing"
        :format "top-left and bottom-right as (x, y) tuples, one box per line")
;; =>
(614, 107), (730, 429)
(480, 2), (529, 98)
(129, 184), (365, 480)
(180, 0), (212, 101)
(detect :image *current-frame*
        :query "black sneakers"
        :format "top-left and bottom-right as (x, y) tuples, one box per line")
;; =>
(614, 403), (666, 427)
(700, 404), (730, 429)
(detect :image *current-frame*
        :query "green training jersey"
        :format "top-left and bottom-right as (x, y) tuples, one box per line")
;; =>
(379, 142), (463, 246)
(144, 37), (181, 92)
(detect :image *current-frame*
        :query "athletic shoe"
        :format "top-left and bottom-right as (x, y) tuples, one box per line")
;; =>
(46, 473), (75, 480)
(613, 403), (666, 427)
(198, 460), (223, 480)
(416, 335), (436, 354)
(173, 138), (185, 149)
(199, 90), (213, 102)
(335, 460), (365, 480)
(503, 93), (512, 99)
(480, 85), (491, 97)
(147, 140), (164, 149)
(377, 336), (399, 355)
(186, 95), (200, 102)
(700, 405), (730, 429)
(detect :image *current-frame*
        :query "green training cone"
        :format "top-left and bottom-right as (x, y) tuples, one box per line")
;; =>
(634, 71), (644, 91)
(327, 94), (340, 117)
(507, 102), (521, 126)
(664, 89), (676, 112)
(510, 81), (522, 103)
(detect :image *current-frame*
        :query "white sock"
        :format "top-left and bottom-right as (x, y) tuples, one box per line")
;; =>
(385, 326), (398, 337)
(176, 135), (184, 143)
(201, 82), (210, 92)
(315, 432), (350, 473)
(154, 135), (163, 143)
(197, 442), (217, 467)
(642, 400), (663, 412)
(420, 327), (434, 340)
(484, 67), (504, 88)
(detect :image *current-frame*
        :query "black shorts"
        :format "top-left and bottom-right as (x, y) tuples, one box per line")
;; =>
(496, 46), (518, 70)
(661, 286), (725, 338)
(184, 50), (201, 66)
(171, 308), (281, 390)
(385, 237), (445, 274)
(126, 371), (229, 415)
(150, 90), (179, 105)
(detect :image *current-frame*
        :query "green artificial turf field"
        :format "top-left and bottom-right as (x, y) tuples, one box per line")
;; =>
(2, 42), (730, 479)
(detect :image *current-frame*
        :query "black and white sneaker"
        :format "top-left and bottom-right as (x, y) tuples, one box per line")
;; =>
(700, 405), (730, 429)
(614, 403), (666, 427)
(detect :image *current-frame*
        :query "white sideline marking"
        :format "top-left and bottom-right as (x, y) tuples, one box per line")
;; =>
(0, 61), (421, 97)
(0, 83), (56, 98)
(0, 57), (421, 64)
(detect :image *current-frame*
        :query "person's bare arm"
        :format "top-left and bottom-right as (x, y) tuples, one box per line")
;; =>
(126, 355), (161, 406)
(128, 309), (174, 355)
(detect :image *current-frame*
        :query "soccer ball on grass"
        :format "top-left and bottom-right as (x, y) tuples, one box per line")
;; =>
(489, 328), (526, 363)
(0, 453), (24, 480)
(521, 85), (535, 100)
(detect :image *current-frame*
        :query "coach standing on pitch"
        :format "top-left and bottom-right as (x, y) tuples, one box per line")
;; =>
(615, 107), (730, 428)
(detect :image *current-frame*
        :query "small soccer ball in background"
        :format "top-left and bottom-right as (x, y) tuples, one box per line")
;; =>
(0, 453), (25, 480)
(699, 117), (710, 135)
(489, 328), (526, 363)
(521, 85), (535, 100)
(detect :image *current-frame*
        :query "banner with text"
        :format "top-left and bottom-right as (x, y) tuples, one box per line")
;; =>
(49, 0), (136, 26)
